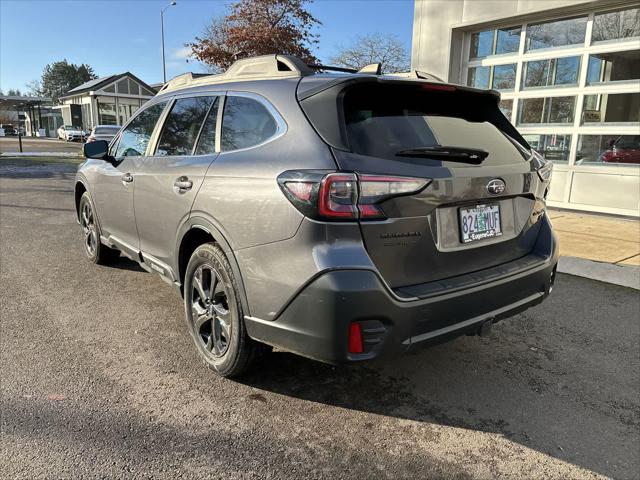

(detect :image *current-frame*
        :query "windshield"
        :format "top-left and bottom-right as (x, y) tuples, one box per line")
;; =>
(343, 83), (527, 166)
(613, 135), (639, 149)
(64, 125), (75, 129)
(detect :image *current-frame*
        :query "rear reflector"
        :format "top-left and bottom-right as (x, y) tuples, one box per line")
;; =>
(348, 322), (364, 354)
(283, 181), (314, 202)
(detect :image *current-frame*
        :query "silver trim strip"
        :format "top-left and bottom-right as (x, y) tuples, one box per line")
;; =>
(402, 292), (543, 345)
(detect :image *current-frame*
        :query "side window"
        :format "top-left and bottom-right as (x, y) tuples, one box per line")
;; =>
(156, 96), (216, 156)
(194, 97), (220, 155)
(221, 96), (278, 151)
(114, 102), (167, 158)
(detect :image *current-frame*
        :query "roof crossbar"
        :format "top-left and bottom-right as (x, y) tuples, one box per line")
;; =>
(307, 64), (357, 74)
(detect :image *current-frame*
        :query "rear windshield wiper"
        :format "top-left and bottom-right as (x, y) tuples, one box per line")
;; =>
(395, 146), (489, 164)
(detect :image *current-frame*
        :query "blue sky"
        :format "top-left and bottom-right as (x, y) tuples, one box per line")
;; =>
(0, 0), (414, 92)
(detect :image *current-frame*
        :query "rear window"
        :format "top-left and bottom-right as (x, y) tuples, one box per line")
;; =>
(95, 126), (120, 134)
(343, 83), (528, 165)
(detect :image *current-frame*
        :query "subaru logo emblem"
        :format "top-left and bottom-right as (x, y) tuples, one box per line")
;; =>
(486, 179), (506, 195)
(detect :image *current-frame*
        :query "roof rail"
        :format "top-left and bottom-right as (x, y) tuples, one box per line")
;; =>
(158, 55), (445, 94)
(160, 54), (314, 93)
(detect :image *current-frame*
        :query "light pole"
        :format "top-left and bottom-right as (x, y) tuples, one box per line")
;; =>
(161, 1), (177, 84)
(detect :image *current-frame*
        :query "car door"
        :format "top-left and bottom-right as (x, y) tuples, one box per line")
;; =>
(91, 101), (168, 257)
(133, 94), (221, 276)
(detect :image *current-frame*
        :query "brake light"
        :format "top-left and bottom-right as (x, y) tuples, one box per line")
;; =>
(421, 83), (456, 92)
(318, 173), (358, 218)
(279, 171), (430, 221)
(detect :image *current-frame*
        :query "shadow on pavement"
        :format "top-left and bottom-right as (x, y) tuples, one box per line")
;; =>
(237, 275), (639, 479)
(110, 256), (146, 273)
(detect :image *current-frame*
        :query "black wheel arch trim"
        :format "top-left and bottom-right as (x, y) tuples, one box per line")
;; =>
(74, 177), (105, 237)
(175, 216), (251, 316)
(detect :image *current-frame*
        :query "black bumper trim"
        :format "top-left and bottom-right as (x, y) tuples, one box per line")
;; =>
(402, 292), (543, 345)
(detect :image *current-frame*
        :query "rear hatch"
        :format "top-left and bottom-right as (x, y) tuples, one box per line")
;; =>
(299, 77), (547, 289)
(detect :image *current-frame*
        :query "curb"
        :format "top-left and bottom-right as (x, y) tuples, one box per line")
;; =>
(558, 256), (640, 290)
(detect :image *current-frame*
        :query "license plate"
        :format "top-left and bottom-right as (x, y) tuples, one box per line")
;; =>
(459, 204), (502, 243)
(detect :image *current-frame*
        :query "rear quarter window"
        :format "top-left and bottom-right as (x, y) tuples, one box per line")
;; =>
(221, 96), (278, 151)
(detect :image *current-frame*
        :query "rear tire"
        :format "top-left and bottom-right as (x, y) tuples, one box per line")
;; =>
(184, 242), (260, 377)
(78, 192), (119, 265)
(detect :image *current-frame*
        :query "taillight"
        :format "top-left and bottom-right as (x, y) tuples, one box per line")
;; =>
(358, 175), (430, 219)
(318, 173), (358, 219)
(278, 171), (429, 221)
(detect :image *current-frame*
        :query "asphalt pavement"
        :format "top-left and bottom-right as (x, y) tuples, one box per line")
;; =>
(1, 158), (638, 479)
(0, 137), (83, 154)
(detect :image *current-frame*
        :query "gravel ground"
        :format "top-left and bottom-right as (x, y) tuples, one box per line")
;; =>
(1, 158), (638, 479)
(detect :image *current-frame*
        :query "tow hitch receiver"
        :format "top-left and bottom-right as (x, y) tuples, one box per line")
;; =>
(478, 320), (493, 337)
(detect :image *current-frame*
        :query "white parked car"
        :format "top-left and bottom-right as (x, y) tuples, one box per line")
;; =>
(57, 125), (86, 142)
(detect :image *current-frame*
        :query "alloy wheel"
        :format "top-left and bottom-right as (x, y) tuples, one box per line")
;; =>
(190, 265), (232, 357)
(80, 201), (97, 257)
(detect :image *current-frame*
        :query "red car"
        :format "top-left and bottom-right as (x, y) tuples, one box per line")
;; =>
(599, 136), (640, 164)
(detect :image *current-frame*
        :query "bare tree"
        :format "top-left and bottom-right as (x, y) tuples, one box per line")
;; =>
(329, 33), (410, 73)
(26, 79), (42, 97)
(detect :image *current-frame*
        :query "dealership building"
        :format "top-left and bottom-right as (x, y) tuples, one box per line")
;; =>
(56, 73), (157, 133)
(411, 0), (639, 216)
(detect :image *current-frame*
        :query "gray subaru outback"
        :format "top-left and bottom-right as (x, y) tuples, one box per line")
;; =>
(76, 54), (558, 377)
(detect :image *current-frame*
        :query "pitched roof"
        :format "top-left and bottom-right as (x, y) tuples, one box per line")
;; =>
(66, 75), (117, 94)
(61, 72), (156, 99)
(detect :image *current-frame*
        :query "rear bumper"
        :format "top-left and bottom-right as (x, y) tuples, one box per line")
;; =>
(245, 216), (558, 364)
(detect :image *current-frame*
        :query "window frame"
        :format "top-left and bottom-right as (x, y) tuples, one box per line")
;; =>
(460, 5), (640, 174)
(525, 14), (589, 52)
(591, 6), (640, 44)
(151, 93), (224, 157)
(109, 99), (170, 159)
(220, 91), (287, 154)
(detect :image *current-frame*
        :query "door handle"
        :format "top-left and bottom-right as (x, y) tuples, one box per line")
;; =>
(121, 173), (133, 184)
(174, 176), (193, 192)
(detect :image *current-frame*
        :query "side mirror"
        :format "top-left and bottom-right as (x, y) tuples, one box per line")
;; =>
(83, 140), (109, 160)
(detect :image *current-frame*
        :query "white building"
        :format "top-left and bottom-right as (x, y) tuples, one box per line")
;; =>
(412, 0), (639, 216)
(57, 72), (157, 131)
